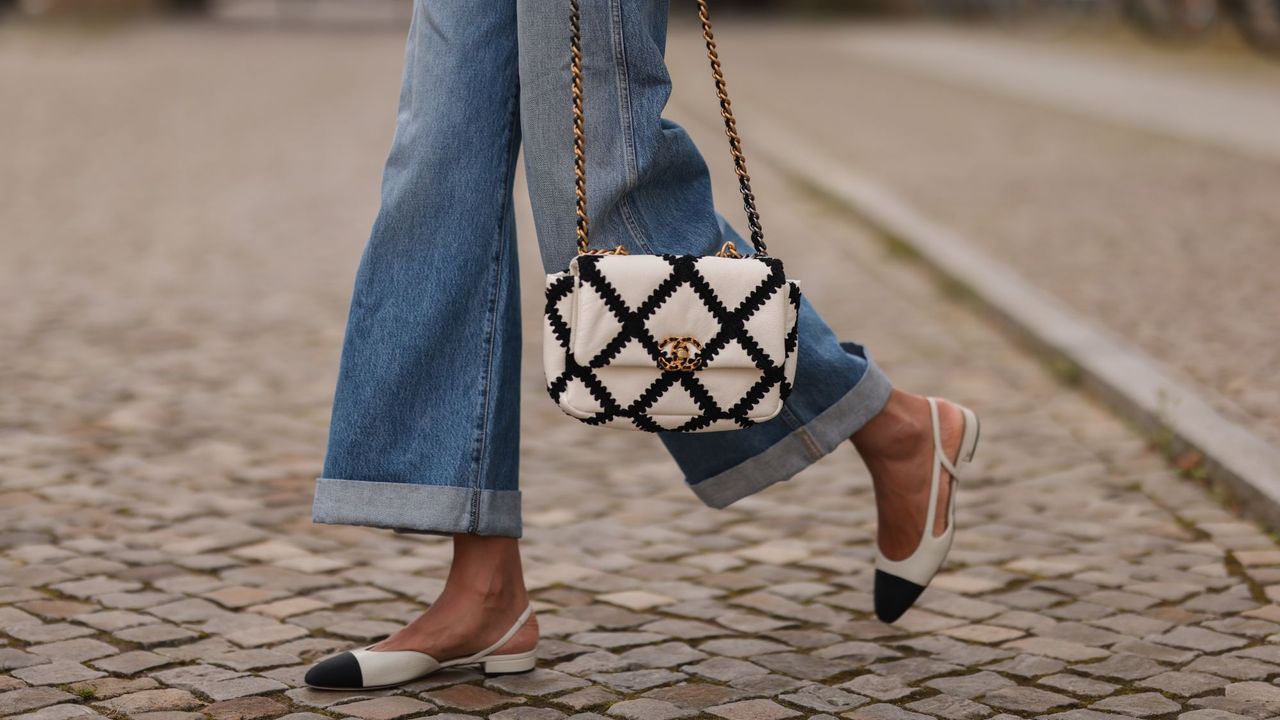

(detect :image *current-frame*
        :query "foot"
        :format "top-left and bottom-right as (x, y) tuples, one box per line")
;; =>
(852, 390), (965, 562)
(371, 535), (537, 659)
(305, 535), (538, 689)
(854, 391), (979, 623)
(369, 594), (538, 659)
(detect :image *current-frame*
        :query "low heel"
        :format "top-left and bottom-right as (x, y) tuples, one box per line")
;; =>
(483, 654), (536, 675)
(958, 406), (981, 463)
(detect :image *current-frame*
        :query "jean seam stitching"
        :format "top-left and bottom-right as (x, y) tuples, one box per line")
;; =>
(609, 0), (655, 255)
(469, 78), (521, 535)
(609, 0), (638, 187)
(797, 428), (825, 461)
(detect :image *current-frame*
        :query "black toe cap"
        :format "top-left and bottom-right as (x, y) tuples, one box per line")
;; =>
(874, 569), (926, 624)
(305, 651), (363, 689)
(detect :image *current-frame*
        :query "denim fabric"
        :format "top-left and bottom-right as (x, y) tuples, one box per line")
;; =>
(314, 0), (891, 538)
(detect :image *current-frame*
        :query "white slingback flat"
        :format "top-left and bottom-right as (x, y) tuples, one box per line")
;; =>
(304, 605), (536, 689)
(873, 397), (980, 623)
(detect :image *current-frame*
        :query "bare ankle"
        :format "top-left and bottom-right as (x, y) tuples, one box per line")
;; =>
(435, 571), (527, 611)
(852, 390), (929, 461)
(441, 535), (528, 609)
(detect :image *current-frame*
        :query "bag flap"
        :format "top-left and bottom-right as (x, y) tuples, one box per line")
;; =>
(569, 254), (794, 371)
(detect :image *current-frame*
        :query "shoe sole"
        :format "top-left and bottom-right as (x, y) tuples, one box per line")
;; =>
(305, 651), (537, 690)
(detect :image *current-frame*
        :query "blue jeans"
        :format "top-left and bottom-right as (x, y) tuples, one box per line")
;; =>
(313, 0), (892, 538)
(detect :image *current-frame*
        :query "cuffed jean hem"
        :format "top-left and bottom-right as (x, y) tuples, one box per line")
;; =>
(688, 358), (893, 509)
(312, 478), (523, 537)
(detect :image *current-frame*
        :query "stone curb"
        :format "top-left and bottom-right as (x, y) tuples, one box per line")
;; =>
(730, 111), (1280, 533)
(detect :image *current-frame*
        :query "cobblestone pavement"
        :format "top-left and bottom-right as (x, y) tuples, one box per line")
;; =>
(664, 22), (1280, 449)
(4, 23), (1280, 720)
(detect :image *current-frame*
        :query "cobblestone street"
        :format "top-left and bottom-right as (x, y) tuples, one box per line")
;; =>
(4, 23), (1280, 720)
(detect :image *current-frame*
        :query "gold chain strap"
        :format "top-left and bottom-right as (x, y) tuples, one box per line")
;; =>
(570, 0), (766, 256)
(569, 0), (595, 255)
(695, 0), (765, 254)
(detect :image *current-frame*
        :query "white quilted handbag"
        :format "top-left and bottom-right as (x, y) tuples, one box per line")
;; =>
(543, 0), (800, 433)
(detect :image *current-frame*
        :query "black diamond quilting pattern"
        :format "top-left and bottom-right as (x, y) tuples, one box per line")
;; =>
(545, 254), (800, 432)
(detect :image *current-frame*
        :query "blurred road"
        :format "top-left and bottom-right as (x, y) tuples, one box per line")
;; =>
(842, 27), (1280, 161)
(666, 21), (1280, 450)
(3, 20), (1280, 720)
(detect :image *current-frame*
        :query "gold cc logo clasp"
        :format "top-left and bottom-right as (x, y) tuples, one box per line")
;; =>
(657, 336), (704, 373)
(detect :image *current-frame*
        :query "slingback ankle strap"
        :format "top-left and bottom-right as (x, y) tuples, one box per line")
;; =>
(929, 397), (961, 481)
(458, 605), (533, 664)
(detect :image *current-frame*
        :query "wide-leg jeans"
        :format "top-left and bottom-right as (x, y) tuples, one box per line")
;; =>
(313, 0), (893, 538)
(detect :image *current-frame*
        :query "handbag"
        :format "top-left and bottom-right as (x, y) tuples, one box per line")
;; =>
(544, 0), (800, 433)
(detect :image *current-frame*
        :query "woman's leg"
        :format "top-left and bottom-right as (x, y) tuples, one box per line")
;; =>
(310, 0), (533, 661)
(315, 0), (523, 538)
(516, 0), (965, 562)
